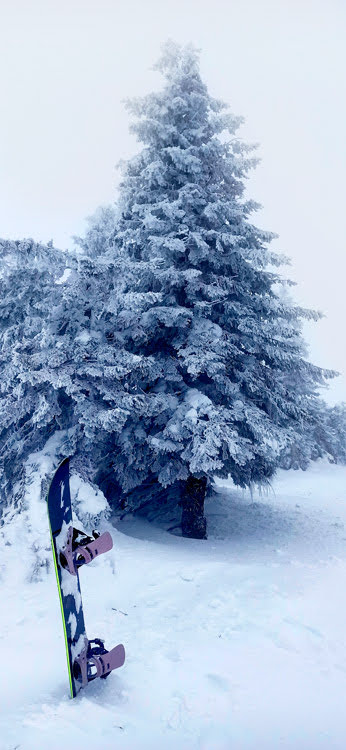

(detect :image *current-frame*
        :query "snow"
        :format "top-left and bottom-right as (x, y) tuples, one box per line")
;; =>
(75, 330), (91, 344)
(56, 268), (72, 285)
(70, 474), (108, 517)
(1, 457), (346, 748)
(185, 388), (212, 410)
(68, 612), (77, 640)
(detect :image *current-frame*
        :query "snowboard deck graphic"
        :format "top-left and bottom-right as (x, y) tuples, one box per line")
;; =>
(46, 457), (125, 698)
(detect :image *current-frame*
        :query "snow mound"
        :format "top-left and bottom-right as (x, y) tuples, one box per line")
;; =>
(70, 473), (109, 528)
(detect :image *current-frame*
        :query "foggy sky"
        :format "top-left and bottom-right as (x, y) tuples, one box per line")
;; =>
(1, 0), (345, 402)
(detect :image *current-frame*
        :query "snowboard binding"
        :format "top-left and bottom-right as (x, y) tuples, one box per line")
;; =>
(73, 638), (126, 688)
(59, 527), (113, 576)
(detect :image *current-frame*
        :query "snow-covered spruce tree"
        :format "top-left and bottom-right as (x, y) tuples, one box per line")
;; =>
(34, 245), (160, 484)
(279, 399), (346, 469)
(7, 225), (166, 500)
(0, 219), (165, 514)
(107, 41), (335, 538)
(0, 238), (69, 504)
(73, 204), (119, 259)
(323, 403), (346, 463)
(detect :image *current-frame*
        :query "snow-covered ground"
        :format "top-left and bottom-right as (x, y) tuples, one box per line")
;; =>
(1, 456), (346, 749)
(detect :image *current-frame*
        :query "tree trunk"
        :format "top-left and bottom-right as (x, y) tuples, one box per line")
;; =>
(181, 476), (207, 539)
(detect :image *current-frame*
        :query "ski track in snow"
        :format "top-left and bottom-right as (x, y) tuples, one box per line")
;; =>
(1, 459), (346, 749)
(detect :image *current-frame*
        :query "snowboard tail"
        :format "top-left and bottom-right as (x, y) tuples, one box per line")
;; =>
(46, 457), (125, 698)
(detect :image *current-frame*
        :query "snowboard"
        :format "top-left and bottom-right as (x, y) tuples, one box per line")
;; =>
(46, 457), (125, 698)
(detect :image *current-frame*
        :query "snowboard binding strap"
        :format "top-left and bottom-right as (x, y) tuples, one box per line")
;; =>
(60, 527), (113, 576)
(73, 638), (126, 687)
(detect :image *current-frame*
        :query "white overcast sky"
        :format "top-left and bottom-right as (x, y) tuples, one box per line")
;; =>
(1, 0), (345, 402)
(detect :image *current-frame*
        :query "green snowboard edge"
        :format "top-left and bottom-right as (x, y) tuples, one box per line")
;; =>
(46, 460), (75, 699)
